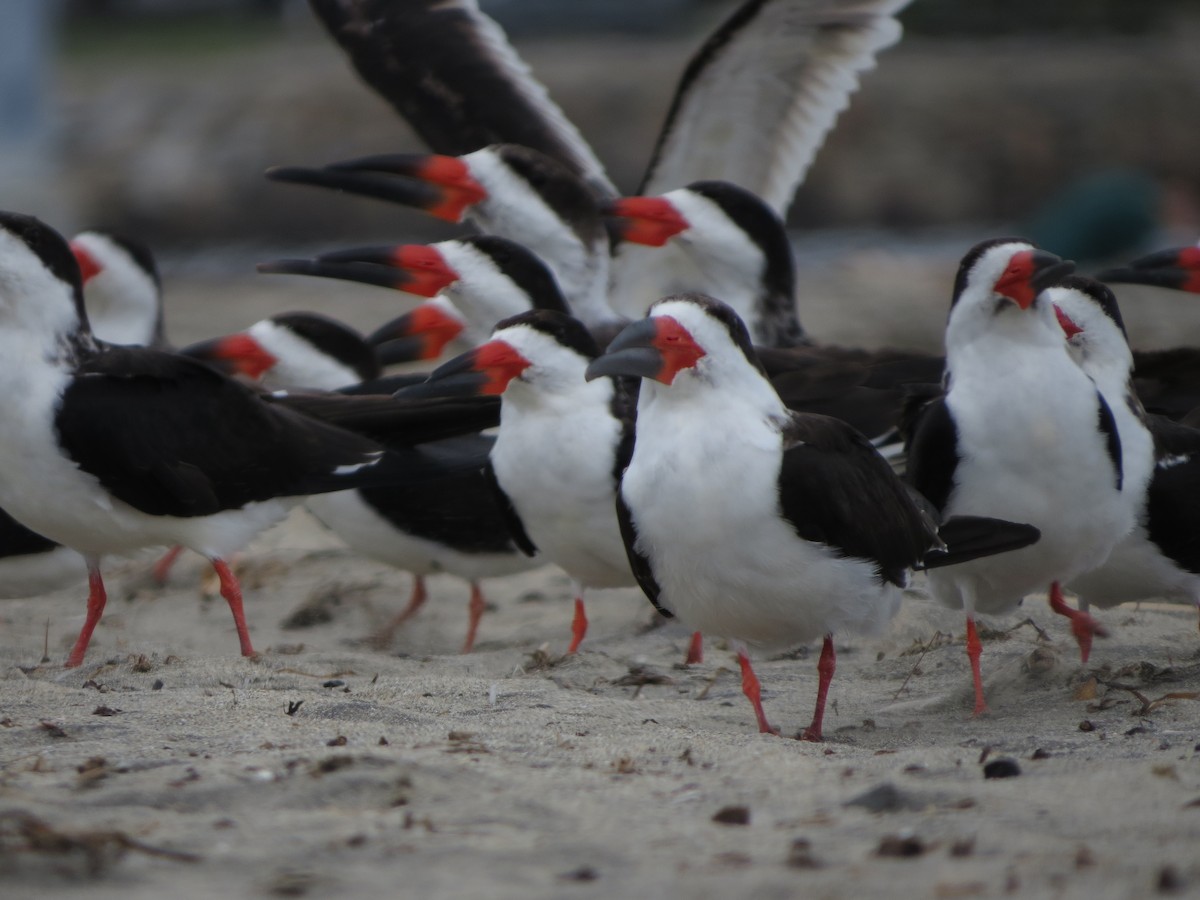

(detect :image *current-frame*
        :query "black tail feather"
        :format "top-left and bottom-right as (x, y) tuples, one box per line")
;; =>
(919, 516), (1041, 570)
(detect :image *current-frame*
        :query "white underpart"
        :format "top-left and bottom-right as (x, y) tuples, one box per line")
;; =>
(924, 249), (1136, 616)
(73, 232), (160, 347)
(620, 300), (902, 648)
(248, 319), (361, 391)
(463, 149), (616, 329)
(488, 325), (632, 589)
(436, 240), (543, 341)
(1051, 287), (1196, 609)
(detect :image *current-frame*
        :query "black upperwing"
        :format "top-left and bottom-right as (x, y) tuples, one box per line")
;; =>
(267, 389), (501, 444)
(57, 346), (449, 518)
(306, 0), (614, 199)
(355, 434), (524, 555)
(1144, 414), (1200, 575)
(777, 412), (934, 587)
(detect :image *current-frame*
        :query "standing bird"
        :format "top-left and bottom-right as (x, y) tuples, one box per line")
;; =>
(1050, 278), (1200, 627)
(420, 310), (644, 656)
(0, 211), (477, 666)
(0, 229), (168, 600)
(183, 311), (542, 654)
(585, 294), (1038, 737)
(907, 240), (1135, 715)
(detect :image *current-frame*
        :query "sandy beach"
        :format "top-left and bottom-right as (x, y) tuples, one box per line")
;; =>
(1, 262), (1199, 899)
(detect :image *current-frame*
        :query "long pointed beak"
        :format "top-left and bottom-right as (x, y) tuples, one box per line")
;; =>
(1098, 246), (1200, 294)
(367, 303), (466, 362)
(266, 153), (486, 223)
(1030, 253), (1076, 295)
(258, 245), (459, 298)
(413, 339), (532, 397)
(584, 318), (666, 382)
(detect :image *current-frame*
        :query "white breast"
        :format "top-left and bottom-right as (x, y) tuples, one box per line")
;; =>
(622, 389), (900, 649)
(927, 343), (1135, 614)
(490, 381), (631, 589)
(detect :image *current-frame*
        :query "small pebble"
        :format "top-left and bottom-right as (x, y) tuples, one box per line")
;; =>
(711, 805), (750, 826)
(983, 758), (1021, 779)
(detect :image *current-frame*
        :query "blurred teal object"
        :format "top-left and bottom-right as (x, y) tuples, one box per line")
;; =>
(1024, 169), (1159, 265)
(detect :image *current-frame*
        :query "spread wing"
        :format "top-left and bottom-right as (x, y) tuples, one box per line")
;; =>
(307, 0), (615, 198)
(613, 0), (911, 310)
(639, 0), (910, 212)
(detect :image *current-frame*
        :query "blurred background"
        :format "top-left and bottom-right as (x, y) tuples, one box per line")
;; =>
(4, 0), (1199, 347)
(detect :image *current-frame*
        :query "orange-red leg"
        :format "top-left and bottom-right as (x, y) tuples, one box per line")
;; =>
(211, 558), (255, 657)
(66, 562), (107, 668)
(374, 576), (428, 647)
(800, 634), (836, 742)
(1047, 581), (1108, 663)
(966, 615), (988, 716)
(461, 581), (486, 654)
(684, 630), (704, 665)
(152, 545), (185, 586)
(736, 648), (778, 735)
(566, 597), (588, 654)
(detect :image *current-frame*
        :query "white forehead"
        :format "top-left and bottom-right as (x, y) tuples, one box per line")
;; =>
(492, 322), (587, 372)
(651, 297), (737, 352)
(1045, 285), (1128, 356)
(965, 241), (1034, 294)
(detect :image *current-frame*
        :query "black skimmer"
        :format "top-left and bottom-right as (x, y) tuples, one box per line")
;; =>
(583, 293), (1038, 737)
(267, 145), (624, 337)
(420, 309), (647, 656)
(906, 239), (1135, 714)
(0, 211), (482, 666)
(184, 312), (542, 653)
(0, 230), (169, 600)
(608, 182), (1200, 463)
(1050, 278), (1200, 627)
(259, 233), (572, 357)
